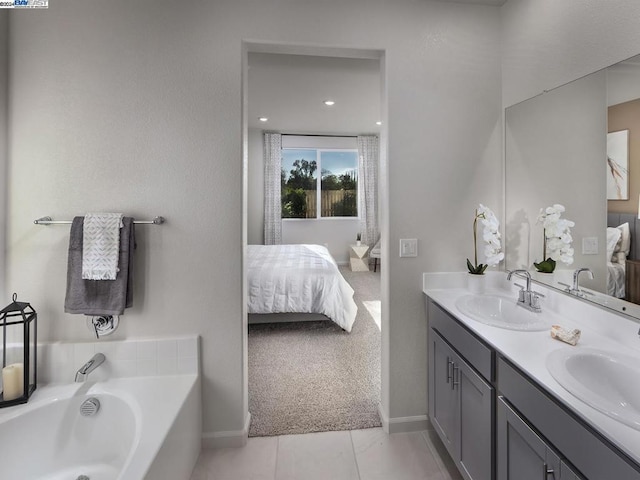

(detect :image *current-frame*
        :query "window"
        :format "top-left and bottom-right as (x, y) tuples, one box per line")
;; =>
(281, 148), (358, 219)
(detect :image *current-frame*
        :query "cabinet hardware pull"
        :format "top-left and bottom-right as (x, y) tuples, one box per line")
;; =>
(453, 364), (460, 389)
(446, 357), (453, 384)
(543, 463), (555, 479)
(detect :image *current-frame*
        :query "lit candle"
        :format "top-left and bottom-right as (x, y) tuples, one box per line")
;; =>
(2, 363), (24, 401)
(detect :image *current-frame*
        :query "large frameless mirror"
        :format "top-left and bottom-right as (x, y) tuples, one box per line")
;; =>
(505, 54), (640, 319)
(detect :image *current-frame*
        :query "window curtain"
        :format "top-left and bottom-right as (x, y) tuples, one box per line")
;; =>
(263, 133), (282, 245)
(357, 135), (379, 247)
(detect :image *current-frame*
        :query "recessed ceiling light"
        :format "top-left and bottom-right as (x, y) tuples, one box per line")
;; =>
(324, 100), (335, 106)
(376, 121), (382, 126)
(259, 117), (268, 122)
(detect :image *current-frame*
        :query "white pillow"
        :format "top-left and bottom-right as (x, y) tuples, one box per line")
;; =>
(613, 252), (627, 264)
(607, 227), (622, 262)
(616, 222), (631, 258)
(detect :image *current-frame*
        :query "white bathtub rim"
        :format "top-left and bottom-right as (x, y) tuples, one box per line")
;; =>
(111, 374), (199, 480)
(0, 374), (199, 480)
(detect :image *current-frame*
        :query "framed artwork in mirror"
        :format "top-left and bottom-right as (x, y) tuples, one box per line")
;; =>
(607, 129), (629, 200)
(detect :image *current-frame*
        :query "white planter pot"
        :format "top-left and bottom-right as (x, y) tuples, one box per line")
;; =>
(467, 273), (486, 294)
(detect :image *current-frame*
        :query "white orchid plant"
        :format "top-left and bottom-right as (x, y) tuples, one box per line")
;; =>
(534, 204), (575, 273)
(467, 204), (504, 275)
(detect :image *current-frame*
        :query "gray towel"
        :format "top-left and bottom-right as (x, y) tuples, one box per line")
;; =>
(64, 216), (136, 316)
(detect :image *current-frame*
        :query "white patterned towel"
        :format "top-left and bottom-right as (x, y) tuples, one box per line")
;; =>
(82, 213), (124, 280)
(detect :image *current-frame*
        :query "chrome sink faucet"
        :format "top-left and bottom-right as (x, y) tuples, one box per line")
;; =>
(559, 268), (594, 298)
(75, 353), (106, 383)
(507, 269), (545, 313)
(572, 267), (593, 297)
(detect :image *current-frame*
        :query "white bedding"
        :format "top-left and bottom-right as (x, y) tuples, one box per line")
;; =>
(247, 244), (358, 332)
(607, 261), (625, 298)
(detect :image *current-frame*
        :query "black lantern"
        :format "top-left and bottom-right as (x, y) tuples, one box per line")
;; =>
(0, 293), (37, 407)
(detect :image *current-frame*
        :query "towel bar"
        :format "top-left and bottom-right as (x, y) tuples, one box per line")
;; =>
(34, 216), (165, 225)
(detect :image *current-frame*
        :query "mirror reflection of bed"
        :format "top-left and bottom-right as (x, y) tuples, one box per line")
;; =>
(607, 216), (640, 304)
(607, 94), (640, 305)
(245, 50), (383, 437)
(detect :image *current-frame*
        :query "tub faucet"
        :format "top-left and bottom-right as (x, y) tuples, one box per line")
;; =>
(507, 269), (544, 313)
(75, 353), (106, 383)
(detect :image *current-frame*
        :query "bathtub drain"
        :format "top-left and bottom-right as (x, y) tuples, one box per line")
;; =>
(80, 397), (101, 417)
(76, 476), (90, 480)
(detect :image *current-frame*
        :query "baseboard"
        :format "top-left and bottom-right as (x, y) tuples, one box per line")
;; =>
(378, 403), (430, 434)
(249, 312), (328, 323)
(201, 412), (251, 449)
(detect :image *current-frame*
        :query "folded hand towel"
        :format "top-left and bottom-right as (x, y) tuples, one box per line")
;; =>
(65, 216), (136, 316)
(82, 212), (124, 280)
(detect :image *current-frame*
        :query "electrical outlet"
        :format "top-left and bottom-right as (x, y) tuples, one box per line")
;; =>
(399, 238), (418, 257)
(582, 237), (598, 255)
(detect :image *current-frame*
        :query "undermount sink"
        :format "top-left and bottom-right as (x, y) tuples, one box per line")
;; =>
(455, 294), (552, 331)
(546, 348), (640, 430)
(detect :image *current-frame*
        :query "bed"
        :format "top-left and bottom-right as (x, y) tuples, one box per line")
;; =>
(607, 260), (626, 298)
(606, 213), (640, 298)
(247, 244), (358, 332)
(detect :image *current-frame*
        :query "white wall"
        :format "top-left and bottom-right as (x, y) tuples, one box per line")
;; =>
(6, 0), (502, 440)
(0, 12), (6, 299)
(607, 59), (640, 107)
(281, 219), (361, 264)
(383, 4), (501, 422)
(502, 0), (640, 108)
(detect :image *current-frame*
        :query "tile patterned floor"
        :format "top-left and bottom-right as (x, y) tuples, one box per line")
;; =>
(190, 428), (463, 480)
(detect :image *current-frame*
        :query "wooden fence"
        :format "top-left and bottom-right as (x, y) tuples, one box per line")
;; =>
(303, 189), (357, 218)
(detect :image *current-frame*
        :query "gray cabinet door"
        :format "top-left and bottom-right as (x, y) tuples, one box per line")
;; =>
(430, 332), (458, 457)
(560, 461), (582, 480)
(498, 396), (560, 480)
(430, 332), (493, 480)
(458, 355), (493, 480)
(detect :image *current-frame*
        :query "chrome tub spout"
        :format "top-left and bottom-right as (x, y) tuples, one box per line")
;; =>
(75, 353), (106, 383)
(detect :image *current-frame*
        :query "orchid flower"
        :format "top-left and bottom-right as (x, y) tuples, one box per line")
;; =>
(467, 204), (504, 274)
(535, 204), (575, 272)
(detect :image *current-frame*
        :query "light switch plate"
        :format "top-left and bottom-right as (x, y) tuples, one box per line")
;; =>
(582, 237), (598, 255)
(399, 238), (418, 257)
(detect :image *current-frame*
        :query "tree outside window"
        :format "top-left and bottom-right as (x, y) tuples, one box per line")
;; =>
(281, 148), (357, 219)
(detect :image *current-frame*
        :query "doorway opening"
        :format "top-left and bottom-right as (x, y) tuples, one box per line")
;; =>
(242, 43), (387, 437)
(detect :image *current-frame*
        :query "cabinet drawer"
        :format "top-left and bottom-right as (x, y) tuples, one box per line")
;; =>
(498, 357), (640, 480)
(427, 298), (493, 381)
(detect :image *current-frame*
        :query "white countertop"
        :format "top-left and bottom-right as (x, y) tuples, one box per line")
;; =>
(423, 271), (640, 466)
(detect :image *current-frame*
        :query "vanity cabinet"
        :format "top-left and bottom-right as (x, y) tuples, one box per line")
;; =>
(426, 294), (640, 480)
(498, 357), (640, 480)
(428, 300), (494, 480)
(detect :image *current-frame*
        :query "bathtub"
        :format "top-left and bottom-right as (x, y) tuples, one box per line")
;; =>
(0, 374), (201, 480)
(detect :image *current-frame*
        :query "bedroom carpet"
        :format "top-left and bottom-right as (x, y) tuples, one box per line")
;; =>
(248, 266), (381, 437)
